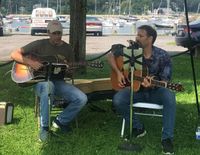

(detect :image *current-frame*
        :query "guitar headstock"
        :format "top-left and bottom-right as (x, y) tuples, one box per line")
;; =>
(167, 83), (184, 92)
(88, 61), (104, 68)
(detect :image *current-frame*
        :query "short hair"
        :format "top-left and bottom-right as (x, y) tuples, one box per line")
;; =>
(137, 25), (157, 44)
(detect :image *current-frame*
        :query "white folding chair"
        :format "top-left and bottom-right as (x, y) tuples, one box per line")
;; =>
(120, 102), (163, 138)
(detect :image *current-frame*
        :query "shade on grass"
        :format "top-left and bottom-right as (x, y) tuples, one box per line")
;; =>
(0, 55), (200, 155)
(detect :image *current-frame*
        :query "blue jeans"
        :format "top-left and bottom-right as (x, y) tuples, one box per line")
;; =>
(35, 80), (87, 128)
(113, 87), (176, 140)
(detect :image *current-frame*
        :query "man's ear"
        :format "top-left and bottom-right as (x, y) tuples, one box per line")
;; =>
(148, 36), (153, 44)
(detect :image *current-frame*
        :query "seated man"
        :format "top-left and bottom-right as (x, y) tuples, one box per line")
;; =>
(10, 20), (87, 142)
(107, 25), (176, 155)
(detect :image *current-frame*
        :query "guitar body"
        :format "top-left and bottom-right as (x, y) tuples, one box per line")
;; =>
(111, 56), (142, 92)
(11, 60), (103, 84)
(110, 57), (184, 92)
(11, 62), (35, 83)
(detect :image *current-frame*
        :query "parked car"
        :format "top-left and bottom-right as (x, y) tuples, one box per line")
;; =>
(175, 19), (200, 48)
(86, 16), (103, 36)
(57, 15), (67, 23)
(0, 15), (3, 36)
(30, 8), (57, 35)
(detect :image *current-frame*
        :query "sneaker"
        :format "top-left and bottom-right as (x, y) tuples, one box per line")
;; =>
(133, 126), (147, 138)
(161, 138), (174, 155)
(39, 127), (49, 142)
(52, 118), (72, 132)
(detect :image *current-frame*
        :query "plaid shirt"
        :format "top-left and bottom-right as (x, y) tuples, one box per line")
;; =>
(143, 46), (172, 81)
(112, 44), (172, 82)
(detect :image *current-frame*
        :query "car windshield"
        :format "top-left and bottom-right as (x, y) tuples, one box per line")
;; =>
(0, 16), (3, 26)
(190, 19), (200, 25)
(86, 16), (99, 21)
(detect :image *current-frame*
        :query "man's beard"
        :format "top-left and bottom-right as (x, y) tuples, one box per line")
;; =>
(136, 41), (142, 48)
(53, 40), (62, 46)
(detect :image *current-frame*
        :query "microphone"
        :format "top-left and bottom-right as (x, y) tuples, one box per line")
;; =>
(127, 40), (139, 49)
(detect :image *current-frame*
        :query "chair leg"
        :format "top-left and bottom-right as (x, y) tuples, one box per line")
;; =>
(34, 95), (39, 118)
(75, 117), (78, 129)
(35, 95), (79, 130)
(121, 118), (125, 138)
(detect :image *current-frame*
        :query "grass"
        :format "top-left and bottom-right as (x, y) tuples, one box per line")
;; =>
(1, 54), (200, 155)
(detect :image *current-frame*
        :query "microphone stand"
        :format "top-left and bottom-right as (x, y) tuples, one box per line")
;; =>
(45, 63), (63, 139)
(118, 42), (142, 152)
(46, 62), (52, 130)
(184, 0), (200, 139)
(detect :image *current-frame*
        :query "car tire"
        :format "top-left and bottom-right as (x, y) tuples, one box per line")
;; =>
(194, 45), (200, 57)
(98, 32), (103, 36)
(0, 28), (3, 36)
(94, 32), (98, 36)
(31, 29), (35, 36)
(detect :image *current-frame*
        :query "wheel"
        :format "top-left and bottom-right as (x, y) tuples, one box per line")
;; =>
(31, 29), (35, 36)
(98, 32), (103, 36)
(194, 45), (200, 57)
(0, 28), (3, 36)
(94, 32), (98, 36)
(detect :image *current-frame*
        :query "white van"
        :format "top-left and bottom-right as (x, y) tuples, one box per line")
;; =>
(30, 8), (56, 35)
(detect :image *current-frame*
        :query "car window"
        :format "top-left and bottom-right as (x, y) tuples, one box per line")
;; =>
(0, 17), (3, 26)
(190, 19), (200, 25)
(86, 16), (99, 21)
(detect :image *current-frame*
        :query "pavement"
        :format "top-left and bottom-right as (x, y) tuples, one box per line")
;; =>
(0, 34), (187, 62)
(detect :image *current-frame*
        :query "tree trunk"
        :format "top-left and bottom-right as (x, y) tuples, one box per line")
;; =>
(69, 0), (86, 62)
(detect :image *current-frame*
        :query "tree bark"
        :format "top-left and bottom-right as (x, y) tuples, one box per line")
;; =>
(69, 0), (86, 62)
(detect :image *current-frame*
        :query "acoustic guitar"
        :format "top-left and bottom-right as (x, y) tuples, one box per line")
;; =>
(11, 61), (103, 84)
(111, 56), (184, 92)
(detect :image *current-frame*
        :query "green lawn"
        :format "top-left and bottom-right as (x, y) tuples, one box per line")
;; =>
(0, 54), (200, 155)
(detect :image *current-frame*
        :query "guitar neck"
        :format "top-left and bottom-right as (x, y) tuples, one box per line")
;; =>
(68, 62), (87, 67)
(68, 61), (103, 69)
(134, 76), (167, 88)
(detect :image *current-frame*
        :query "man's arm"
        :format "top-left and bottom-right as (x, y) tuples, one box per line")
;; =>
(107, 52), (126, 88)
(142, 52), (172, 88)
(159, 53), (172, 82)
(10, 48), (43, 70)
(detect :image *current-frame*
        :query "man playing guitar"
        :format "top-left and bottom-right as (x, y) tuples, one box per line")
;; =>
(10, 20), (87, 142)
(108, 25), (176, 155)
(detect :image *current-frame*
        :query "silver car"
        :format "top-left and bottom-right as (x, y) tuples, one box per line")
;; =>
(0, 15), (3, 36)
(86, 16), (103, 36)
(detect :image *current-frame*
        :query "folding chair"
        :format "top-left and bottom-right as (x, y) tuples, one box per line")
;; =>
(120, 102), (163, 138)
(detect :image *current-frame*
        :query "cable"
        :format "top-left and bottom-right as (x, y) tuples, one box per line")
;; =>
(0, 60), (13, 67)
(87, 48), (112, 61)
(184, 0), (200, 116)
(170, 50), (189, 58)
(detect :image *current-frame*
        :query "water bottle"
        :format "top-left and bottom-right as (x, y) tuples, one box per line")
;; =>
(196, 126), (200, 140)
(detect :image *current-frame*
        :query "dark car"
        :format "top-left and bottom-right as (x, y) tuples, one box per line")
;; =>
(0, 15), (3, 36)
(175, 19), (200, 48)
(86, 16), (103, 36)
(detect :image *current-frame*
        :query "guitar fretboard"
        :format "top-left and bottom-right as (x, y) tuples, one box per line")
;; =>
(134, 76), (178, 91)
(134, 76), (167, 86)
